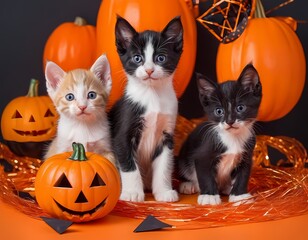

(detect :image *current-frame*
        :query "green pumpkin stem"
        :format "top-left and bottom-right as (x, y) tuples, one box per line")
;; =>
(254, 0), (266, 18)
(27, 79), (39, 97)
(69, 142), (88, 161)
(74, 16), (87, 26)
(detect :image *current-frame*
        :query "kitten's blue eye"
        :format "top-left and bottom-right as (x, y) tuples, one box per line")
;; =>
(65, 93), (75, 101)
(88, 91), (97, 99)
(215, 108), (224, 117)
(133, 55), (143, 63)
(156, 54), (166, 63)
(236, 104), (246, 113)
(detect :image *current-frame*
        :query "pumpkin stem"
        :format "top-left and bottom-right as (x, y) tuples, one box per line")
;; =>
(254, 0), (266, 18)
(69, 142), (88, 161)
(74, 16), (87, 26)
(27, 79), (39, 97)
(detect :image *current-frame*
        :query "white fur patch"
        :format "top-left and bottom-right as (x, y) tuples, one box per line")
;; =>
(229, 193), (254, 206)
(120, 169), (145, 202)
(44, 113), (113, 162)
(155, 190), (179, 202)
(215, 120), (254, 192)
(217, 120), (253, 155)
(198, 194), (221, 205)
(151, 147), (178, 202)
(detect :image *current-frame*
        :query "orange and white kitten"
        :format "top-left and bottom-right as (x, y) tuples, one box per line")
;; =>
(44, 54), (114, 164)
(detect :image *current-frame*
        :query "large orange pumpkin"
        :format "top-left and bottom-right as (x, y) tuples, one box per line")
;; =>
(35, 143), (121, 222)
(96, 0), (197, 108)
(43, 16), (97, 72)
(216, 0), (306, 121)
(1, 79), (58, 158)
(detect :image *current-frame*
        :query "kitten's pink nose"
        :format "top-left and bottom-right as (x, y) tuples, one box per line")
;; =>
(78, 106), (87, 111)
(146, 69), (154, 76)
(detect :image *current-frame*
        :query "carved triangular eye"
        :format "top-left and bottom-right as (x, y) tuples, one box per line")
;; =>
(44, 109), (55, 117)
(90, 173), (106, 187)
(12, 110), (22, 119)
(54, 173), (72, 188)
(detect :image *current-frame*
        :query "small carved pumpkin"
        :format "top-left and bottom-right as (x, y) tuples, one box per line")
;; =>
(35, 143), (121, 222)
(1, 79), (58, 158)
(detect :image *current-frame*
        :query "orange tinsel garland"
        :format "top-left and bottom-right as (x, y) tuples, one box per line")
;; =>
(0, 116), (308, 228)
(112, 167), (308, 229)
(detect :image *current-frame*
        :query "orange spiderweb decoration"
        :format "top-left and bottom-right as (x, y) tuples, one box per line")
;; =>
(196, 0), (256, 43)
(0, 115), (308, 229)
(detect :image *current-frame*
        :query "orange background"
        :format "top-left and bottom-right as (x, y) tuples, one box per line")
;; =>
(1, 200), (308, 240)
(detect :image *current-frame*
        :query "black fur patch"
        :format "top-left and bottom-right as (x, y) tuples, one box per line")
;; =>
(109, 97), (145, 172)
(151, 131), (174, 161)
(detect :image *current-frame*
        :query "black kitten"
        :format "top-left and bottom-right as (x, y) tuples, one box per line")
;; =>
(177, 64), (262, 205)
(109, 16), (183, 202)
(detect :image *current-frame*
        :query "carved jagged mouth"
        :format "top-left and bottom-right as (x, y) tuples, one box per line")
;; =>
(53, 198), (107, 216)
(14, 129), (50, 136)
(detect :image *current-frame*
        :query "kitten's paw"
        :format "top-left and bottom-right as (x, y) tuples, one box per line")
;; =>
(229, 193), (254, 206)
(198, 194), (221, 205)
(154, 190), (179, 202)
(120, 191), (145, 202)
(179, 182), (199, 194)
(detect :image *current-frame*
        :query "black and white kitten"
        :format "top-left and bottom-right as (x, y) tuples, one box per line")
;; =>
(109, 16), (183, 202)
(177, 64), (262, 205)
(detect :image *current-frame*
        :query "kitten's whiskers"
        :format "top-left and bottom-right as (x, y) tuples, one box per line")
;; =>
(198, 121), (218, 145)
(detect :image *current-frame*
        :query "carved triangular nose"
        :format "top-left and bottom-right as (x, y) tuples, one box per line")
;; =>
(75, 191), (88, 203)
(29, 115), (35, 122)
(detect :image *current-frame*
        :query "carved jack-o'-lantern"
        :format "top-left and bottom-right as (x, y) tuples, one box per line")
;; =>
(1, 79), (58, 158)
(35, 143), (121, 222)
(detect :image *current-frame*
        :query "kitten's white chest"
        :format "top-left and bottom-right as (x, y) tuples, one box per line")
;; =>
(216, 127), (252, 192)
(56, 117), (111, 152)
(135, 82), (177, 163)
(219, 129), (247, 154)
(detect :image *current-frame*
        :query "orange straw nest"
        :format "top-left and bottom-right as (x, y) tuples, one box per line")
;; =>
(0, 115), (308, 229)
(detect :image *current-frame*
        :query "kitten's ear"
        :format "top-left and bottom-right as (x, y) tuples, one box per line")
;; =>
(238, 64), (262, 96)
(196, 73), (217, 98)
(115, 16), (137, 54)
(162, 16), (183, 52)
(90, 54), (112, 94)
(45, 61), (66, 97)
